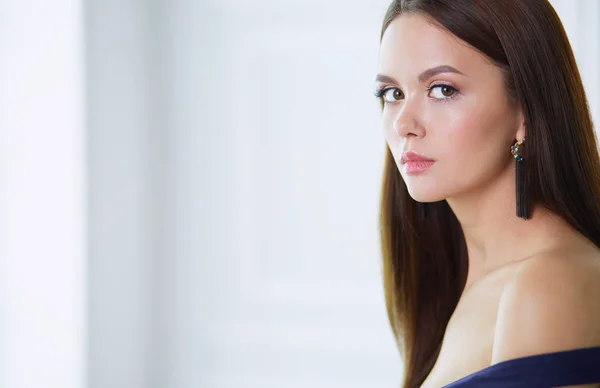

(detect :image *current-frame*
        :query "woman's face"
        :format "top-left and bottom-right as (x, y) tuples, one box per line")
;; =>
(376, 14), (524, 202)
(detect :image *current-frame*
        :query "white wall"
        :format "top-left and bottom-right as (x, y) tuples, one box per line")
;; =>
(83, 1), (600, 387)
(86, 1), (401, 387)
(0, 1), (86, 388)
(85, 0), (163, 387)
(550, 0), (600, 127)
(159, 1), (400, 387)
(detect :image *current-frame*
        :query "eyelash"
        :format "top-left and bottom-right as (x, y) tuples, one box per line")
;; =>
(373, 84), (460, 104)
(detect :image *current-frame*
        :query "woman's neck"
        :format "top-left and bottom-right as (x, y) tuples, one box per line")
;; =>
(446, 167), (584, 288)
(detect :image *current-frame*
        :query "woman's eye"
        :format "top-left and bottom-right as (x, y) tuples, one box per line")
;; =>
(428, 85), (457, 99)
(382, 88), (403, 103)
(375, 85), (458, 103)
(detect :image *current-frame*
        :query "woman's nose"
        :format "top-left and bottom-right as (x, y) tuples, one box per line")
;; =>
(392, 101), (425, 139)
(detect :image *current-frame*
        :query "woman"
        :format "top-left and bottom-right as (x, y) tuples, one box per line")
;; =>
(374, 0), (600, 387)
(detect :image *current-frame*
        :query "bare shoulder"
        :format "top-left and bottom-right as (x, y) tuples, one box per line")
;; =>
(491, 245), (600, 364)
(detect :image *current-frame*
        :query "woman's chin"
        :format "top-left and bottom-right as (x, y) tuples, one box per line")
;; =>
(405, 185), (445, 203)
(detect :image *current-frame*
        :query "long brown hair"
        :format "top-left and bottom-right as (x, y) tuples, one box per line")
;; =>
(377, 1), (600, 387)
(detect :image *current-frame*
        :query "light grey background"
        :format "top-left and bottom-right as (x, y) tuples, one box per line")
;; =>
(0, 1), (598, 387)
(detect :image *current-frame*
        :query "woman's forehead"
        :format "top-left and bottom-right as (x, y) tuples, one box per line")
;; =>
(378, 14), (488, 80)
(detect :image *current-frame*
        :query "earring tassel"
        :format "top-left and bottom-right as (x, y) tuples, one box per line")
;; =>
(515, 156), (529, 219)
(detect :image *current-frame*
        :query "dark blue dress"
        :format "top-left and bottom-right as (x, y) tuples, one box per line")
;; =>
(441, 346), (600, 387)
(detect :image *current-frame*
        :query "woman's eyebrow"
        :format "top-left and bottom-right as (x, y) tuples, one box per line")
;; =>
(375, 65), (466, 84)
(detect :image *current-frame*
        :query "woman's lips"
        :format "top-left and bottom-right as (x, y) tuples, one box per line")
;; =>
(404, 160), (435, 174)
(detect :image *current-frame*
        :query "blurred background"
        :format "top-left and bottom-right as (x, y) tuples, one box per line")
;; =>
(0, 0), (598, 387)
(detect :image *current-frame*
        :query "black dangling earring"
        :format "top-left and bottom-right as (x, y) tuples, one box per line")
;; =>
(511, 138), (530, 220)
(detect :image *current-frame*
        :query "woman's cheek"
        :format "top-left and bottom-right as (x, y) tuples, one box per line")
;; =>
(434, 115), (471, 150)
